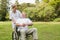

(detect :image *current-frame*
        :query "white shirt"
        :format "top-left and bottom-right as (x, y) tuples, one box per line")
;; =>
(9, 10), (22, 29)
(16, 18), (32, 31)
(9, 10), (22, 20)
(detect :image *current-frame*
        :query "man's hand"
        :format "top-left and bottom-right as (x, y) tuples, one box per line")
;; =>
(22, 23), (26, 27)
(26, 23), (33, 26)
(16, 23), (26, 27)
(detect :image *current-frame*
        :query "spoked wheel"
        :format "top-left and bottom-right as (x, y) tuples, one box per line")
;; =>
(12, 31), (19, 40)
(26, 33), (33, 40)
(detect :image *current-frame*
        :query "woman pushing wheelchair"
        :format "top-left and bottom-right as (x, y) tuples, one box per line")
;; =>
(9, 4), (38, 40)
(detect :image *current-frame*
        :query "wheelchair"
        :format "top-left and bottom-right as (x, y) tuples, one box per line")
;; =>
(12, 26), (33, 40)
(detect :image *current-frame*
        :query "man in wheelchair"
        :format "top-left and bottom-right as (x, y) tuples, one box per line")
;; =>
(15, 12), (38, 40)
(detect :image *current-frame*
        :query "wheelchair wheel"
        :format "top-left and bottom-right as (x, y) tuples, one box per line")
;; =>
(12, 31), (19, 40)
(26, 33), (33, 40)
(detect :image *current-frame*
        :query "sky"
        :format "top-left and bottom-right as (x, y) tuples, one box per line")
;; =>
(9, 0), (42, 4)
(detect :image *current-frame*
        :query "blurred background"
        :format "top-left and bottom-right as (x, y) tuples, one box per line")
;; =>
(0, 0), (60, 22)
(0, 0), (60, 40)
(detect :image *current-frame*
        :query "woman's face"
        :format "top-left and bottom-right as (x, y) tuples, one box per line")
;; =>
(13, 6), (17, 13)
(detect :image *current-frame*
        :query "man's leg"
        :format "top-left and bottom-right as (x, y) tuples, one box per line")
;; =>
(26, 28), (38, 40)
(20, 29), (26, 40)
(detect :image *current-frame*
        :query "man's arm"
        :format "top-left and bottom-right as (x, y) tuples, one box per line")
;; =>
(26, 23), (33, 26)
(16, 23), (26, 27)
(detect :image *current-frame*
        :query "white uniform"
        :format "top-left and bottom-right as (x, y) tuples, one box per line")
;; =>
(16, 18), (38, 40)
(9, 10), (22, 29)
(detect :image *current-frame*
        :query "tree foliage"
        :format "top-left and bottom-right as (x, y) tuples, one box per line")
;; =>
(0, 0), (7, 21)
(0, 0), (60, 21)
(23, 0), (60, 21)
(24, 2), (57, 21)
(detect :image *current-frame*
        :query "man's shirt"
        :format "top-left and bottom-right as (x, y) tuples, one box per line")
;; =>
(16, 18), (32, 31)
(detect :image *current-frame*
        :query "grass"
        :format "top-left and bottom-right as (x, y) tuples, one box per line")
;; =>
(0, 21), (60, 40)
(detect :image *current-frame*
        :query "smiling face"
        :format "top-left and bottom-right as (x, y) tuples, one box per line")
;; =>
(12, 5), (17, 13)
(22, 12), (27, 18)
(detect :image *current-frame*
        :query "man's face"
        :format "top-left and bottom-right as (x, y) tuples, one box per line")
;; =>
(22, 12), (27, 18)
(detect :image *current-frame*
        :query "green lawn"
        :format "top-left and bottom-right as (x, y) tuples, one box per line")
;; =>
(0, 22), (60, 40)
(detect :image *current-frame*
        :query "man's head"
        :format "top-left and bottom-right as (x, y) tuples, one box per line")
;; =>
(22, 11), (27, 18)
(11, 4), (17, 13)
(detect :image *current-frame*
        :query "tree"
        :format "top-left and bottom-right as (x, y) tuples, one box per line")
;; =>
(43, 0), (49, 3)
(24, 2), (57, 21)
(0, 0), (8, 21)
(35, 0), (40, 4)
(17, 3), (35, 12)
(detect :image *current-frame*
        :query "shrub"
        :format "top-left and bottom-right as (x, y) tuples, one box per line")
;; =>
(53, 18), (60, 22)
(24, 5), (57, 21)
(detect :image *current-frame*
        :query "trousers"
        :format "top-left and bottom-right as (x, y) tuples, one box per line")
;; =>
(19, 28), (38, 40)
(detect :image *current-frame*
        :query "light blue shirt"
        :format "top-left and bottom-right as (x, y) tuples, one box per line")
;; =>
(16, 18), (32, 31)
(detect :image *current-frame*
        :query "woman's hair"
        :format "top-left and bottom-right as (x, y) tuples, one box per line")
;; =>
(11, 4), (17, 9)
